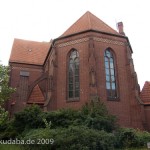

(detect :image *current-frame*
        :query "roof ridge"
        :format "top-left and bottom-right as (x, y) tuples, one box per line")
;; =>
(60, 11), (120, 37)
(14, 38), (50, 44)
(87, 11), (92, 29)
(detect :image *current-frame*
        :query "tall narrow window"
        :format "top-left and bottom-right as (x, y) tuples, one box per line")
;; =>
(104, 48), (118, 99)
(68, 50), (80, 99)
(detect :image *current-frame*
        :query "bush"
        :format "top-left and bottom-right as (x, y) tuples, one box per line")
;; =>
(0, 105), (44, 140)
(133, 129), (150, 147)
(0, 99), (118, 144)
(21, 126), (115, 150)
(42, 108), (82, 128)
(21, 128), (55, 150)
(114, 128), (150, 148)
(115, 128), (137, 148)
(40, 99), (117, 132)
(0, 120), (18, 140)
(1, 99), (150, 149)
(13, 105), (44, 133)
(81, 100), (117, 132)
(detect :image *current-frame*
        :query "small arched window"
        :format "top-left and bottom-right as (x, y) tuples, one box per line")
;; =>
(68, 50), (80, 99)
(104, 48), (118, 98)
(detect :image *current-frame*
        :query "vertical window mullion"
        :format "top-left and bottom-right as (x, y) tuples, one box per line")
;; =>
(73, 62), (75, 98)
(68, 50), (80, 99)
(109, 58), (112, 97)
(108, 58), (112, 97)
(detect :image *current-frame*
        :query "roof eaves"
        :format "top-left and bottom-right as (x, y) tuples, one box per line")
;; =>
(9, 61), (43, 67)
(55, 29), (127, 42)
(44, 29), (132, 66)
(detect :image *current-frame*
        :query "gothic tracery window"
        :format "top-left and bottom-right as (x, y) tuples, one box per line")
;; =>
(68, 50), (80, 99)
(104, 48), (118, 99)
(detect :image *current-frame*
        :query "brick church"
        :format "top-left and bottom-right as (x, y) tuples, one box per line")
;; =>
(8, 11), (150, 130)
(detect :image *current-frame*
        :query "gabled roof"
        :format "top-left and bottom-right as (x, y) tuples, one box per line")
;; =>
(27, 85), (45, 104)
(140, 81), (150, 104)
(9, 38), (51, 65)
(60, 11), (120, 37)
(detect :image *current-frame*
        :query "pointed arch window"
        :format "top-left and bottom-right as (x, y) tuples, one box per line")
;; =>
(104, 48), (118, 99)
(68, 50), (80, 99)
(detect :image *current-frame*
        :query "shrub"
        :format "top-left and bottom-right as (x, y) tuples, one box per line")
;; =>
(0, 99), (118, 143)
(115, 128), (137, 148)
(42, 100), (117, 132)
(0, 119), (18, 140)
(114, 128), (150, 148)
(81, 100), (117, 132)
(42, 108), (82, 128)
(13, 105), (44, 133)
(133, 129), (150, 147)
(21, 126), (115, 150)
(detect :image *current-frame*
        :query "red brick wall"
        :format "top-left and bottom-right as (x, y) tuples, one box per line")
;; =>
(8, 63), (43, 116)
(53, 31), (143, 129)
(8, 31), (144, 129)
(144, 106), (150, 131)
(55, 35), (90, 110)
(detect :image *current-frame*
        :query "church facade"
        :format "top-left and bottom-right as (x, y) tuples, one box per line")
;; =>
(8, 11), (150, 130)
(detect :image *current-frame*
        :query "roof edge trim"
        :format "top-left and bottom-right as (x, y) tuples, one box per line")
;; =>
(56, 30), (132, 53)
(44, 29), (133, 66)
(9, 61), (43, 67)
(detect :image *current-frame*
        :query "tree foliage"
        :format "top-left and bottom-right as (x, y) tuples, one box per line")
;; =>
(1, 98), (150, 149)
(0, 65), (15, 124)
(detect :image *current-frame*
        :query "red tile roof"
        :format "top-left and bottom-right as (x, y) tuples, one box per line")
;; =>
(140, 81), (150, 104)
(9, 38), (51, 65)
(60, 11), (120, 37)
(27, 85), (45, 104)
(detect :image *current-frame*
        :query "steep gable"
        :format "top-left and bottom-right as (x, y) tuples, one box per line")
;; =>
(9, 38), (51, 65)
(27, 85), (45, 104)
(60, 11), (120, 37)
(140, 81), (150, 104)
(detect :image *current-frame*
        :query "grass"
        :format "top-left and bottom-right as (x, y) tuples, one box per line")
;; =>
(0, 145), (23, 150)
(0, 145), (148, 150)
(117, 148), (148, 150)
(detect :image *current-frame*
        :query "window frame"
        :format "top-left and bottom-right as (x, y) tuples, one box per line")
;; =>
(67, 49), (80, 101)
(104, 48), (119, 100)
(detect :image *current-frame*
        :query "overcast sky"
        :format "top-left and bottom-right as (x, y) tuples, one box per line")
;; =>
(0, 0), (149, 89)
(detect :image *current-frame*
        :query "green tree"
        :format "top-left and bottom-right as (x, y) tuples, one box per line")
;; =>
(0, 64), (15, 124)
